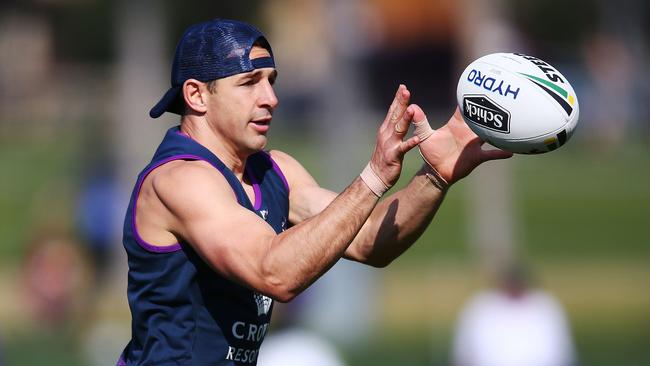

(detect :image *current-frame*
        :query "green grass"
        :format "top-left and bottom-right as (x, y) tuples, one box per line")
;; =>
(3, 329), (86, 366)
(516, 143), (650, 259)
(395, 141), (650, 263)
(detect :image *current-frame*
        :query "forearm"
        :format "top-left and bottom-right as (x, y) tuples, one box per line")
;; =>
(346, 164), (448, 267)
(262, 177), (378, 301)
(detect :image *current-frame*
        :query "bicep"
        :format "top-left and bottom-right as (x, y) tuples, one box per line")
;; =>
(155, 163), (279, 292)
(289, 184), (337, 224)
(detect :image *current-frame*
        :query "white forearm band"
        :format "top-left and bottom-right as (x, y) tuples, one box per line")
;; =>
(413, 117), (434, 142)
(360, 163), (390, 197)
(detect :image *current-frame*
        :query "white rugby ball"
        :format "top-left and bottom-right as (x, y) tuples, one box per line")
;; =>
(456, 52), (579, 154)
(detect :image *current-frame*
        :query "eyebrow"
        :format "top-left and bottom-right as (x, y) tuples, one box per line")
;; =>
(239, 69), (278, 82)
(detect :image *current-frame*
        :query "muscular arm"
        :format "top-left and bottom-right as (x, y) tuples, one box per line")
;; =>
(273, 150), (445, 268)
(156, 162), (379, 303)
(349, 108), (513, 266)
(276, 109), (512, 268)
(345, 164), (446, 267)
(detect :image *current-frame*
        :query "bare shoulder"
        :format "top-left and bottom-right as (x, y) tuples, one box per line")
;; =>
(150, 159), (235, 214)
(268, 149), (318, 188)
(268, 149), (303, 171)
(152, 159), (224, 190)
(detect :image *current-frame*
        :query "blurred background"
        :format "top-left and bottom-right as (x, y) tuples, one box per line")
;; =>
(0, 0), (648, 365)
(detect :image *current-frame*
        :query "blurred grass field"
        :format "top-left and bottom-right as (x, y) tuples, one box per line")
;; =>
(0, 129), (648, 365)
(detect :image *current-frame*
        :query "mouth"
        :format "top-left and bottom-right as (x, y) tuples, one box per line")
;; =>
(250, 117), (272, 133)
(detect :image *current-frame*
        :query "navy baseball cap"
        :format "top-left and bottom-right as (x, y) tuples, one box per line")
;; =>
(150, 19), (275, 118)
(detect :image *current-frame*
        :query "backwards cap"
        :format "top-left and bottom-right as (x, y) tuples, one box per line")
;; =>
(150, 19), (275, 118)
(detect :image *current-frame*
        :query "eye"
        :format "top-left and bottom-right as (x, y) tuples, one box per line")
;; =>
(269, 71), (278, 85)
(241, 74), (263, 86)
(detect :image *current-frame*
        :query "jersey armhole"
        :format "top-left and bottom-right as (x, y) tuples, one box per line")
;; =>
(262, 151), (290, 193)
(132, 154), (237, 253)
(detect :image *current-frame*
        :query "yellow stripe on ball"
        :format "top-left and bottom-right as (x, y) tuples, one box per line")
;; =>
(568, 94), (575, 106)
(544, 137), (557, 145)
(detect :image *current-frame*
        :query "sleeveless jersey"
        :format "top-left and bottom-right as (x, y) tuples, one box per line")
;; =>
(118, 126), (290, 365)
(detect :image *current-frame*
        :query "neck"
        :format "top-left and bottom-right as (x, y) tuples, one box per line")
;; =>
(180, 118), (248, 178)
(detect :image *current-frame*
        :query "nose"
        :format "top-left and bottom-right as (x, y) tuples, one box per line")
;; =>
(258, 79), (279, 110)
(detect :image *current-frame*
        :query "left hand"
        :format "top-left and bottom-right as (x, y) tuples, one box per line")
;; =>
(368, 84), (422, 188)
(418, 107), (513, 184)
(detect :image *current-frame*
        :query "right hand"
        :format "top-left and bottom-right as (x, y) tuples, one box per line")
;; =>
(369, 84), (422, 187)
(418, 108), (513, 184)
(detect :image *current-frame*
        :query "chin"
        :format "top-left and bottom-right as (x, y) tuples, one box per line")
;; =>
(247, 136), (268, 153)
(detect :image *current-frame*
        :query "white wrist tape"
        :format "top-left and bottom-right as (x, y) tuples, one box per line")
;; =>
(360, 163), (390, 197)
(413, 117), (434, 142)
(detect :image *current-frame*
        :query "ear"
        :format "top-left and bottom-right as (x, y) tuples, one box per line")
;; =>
(182, 79), (208, 114)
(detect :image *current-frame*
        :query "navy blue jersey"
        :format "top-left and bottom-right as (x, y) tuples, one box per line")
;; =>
(118, 127), (289, 365)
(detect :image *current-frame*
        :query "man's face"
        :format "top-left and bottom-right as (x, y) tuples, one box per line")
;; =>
(205, 46), (278, 155)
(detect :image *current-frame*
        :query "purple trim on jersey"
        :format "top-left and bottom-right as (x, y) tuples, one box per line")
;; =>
(245, 164), (262, 210)
(131, 154), (235, 253)
(116, 355), (126, 366)
(263, 151), (290, 193)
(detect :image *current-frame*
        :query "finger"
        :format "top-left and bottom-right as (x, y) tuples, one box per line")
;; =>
(382, 85), (403, 126)
(411, 104), (427, 124)
(384, 85), (410, 130)
(409, 104), (434, 142)
(394, 105), (415, 136)
(391, 86), (410, 125)
(480, 148), (514, 162)
(398, 135), (420, 156)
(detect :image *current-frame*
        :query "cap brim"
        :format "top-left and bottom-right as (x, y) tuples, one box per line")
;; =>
(149, 86), (183, 119)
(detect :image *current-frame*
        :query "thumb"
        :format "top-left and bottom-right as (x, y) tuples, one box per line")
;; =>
(399, 135), (421, 156)
(410, 104), (434, 142)
(411, 104), (427, 124)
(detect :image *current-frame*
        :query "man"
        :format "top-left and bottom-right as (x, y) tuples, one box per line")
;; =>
(117, 18), (511, 365)
(451, 265), (576, 366)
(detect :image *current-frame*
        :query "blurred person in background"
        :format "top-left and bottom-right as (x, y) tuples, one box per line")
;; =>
(117, 18), (511, 366)
(14, 231), (92, 365)
(257, 328), (345, 366)
(257, 301), (345, 366)
(21, 233), (91, 329)
(76, 161), (123, 285)
(451, 263), (576, 366)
